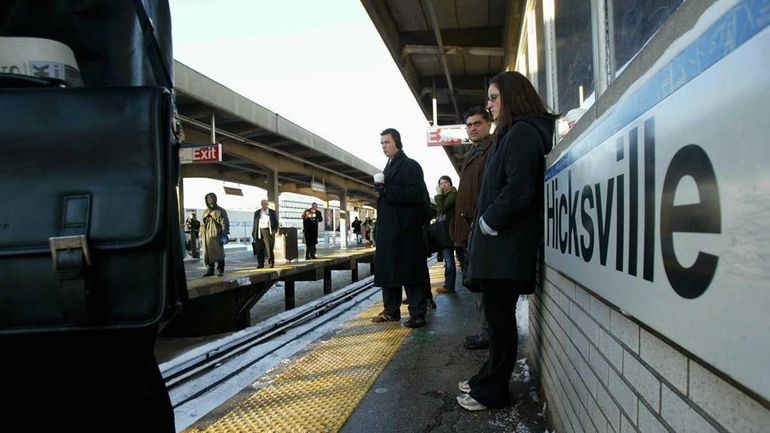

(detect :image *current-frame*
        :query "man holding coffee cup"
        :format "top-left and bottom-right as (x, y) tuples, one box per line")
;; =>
(371, 128), (432, 328)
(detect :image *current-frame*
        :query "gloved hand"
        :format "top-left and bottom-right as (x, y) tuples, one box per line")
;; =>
(435, 185), (443, 194)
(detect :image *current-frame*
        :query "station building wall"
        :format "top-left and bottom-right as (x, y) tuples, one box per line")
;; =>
(515, 0), (770, 431)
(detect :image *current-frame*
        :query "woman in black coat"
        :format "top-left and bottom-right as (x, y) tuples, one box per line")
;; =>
(457, 71), (556, 411)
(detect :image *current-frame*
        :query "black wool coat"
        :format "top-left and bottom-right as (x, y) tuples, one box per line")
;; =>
(374, 150), (431, 288)
(302, 209), (323, 245)
(467, 116), (554, 281)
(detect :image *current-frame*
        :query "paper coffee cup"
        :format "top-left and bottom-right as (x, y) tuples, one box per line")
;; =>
(373, 173), (384, 183)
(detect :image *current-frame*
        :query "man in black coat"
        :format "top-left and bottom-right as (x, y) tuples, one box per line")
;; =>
(371, 128), (431, 328)
(252, 199), (279, 268)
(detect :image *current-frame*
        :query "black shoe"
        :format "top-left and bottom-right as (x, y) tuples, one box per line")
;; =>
(402, 317), (426, 328)
(202, 271), (215, 277)
(463, 335), (489, 350)
(217, 270), (224, 277)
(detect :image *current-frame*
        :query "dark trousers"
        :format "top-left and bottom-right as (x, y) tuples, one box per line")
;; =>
(207, 259), (225, 273)
(306, 243), (317, 259)
(382, 284), (428, 320)
(441, 247), (456, 290)
(4, 326), (174, 432)
(258, 228), (275, 266)
(469, 279), (519, 407)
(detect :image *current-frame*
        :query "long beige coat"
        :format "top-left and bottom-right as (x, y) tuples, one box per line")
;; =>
(201, 206), (229, 265)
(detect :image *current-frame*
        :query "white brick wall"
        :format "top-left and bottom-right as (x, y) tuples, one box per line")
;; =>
(531, 266), (770, 433)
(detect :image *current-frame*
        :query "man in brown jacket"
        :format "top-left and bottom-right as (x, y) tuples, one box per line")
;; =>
(450, 107), (493, 349)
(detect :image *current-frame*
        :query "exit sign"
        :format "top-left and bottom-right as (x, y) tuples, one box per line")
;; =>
(180, 143), (222, 164)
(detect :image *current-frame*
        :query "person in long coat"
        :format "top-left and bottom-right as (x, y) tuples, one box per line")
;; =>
(201, 192), (230, 276)
(302, 202), (323, 259)
(458, 71), (556, 411)
(371, 128), (431, 328)
(450, 106), (494, 350)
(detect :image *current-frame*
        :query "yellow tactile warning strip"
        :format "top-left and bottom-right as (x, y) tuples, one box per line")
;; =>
(184, 261), (445, 433)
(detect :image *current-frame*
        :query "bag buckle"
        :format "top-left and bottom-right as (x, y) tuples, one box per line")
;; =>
(49, 235), (92, 269)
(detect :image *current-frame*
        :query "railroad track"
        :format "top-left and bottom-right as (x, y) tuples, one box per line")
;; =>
(162, 276), (378, 408)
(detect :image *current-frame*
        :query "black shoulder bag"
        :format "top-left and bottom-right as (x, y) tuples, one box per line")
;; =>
(0, 1), (187, 334)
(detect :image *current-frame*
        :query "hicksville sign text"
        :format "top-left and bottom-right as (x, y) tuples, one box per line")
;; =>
(542, 0), (770, 401)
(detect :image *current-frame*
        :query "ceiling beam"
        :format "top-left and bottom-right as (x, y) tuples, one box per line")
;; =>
(402, 44), (504, 57)
(425, 0), (461, 124)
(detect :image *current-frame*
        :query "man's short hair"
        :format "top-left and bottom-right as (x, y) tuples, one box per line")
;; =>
(380, 128), (403, 149)
(463, 106), (491, 123)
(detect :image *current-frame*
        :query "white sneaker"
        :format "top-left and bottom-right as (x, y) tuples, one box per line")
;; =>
(458, 380), (471, 393)
(456, 393), (487, 411)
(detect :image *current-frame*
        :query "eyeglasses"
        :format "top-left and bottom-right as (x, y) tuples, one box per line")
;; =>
(487, 94), (499, 102)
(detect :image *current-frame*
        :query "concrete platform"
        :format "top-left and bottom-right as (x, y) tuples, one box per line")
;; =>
(340, 281), (549, 433)
(179, 260), (550, 433)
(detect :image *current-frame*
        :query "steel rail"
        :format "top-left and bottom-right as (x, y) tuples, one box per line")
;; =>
(164, 278), (378, 408)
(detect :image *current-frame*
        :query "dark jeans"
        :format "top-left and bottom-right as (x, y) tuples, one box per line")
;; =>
(381, 284), (428, 320)
(441, 247), (456, 290)
(468, 279), (520, 408)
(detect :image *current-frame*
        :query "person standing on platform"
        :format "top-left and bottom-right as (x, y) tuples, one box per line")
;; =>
(457, 71), (556, 411)
(371, 128), (431, 328)
(302, 202), (323, 259)
(201, 192), (230, 277)
(253, 199), (279, 268)
(185, 212), (201, 259)
(434, 175), (457, 294)
(352, 216), (362, 245)
(451, 106), (494, 350)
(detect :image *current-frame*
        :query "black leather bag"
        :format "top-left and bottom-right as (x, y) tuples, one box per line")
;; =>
(428, 217), (453, 252)
(0, 86), (187, 334)
(462, 225), (481, 292)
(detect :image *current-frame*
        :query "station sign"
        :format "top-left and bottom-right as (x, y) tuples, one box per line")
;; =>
(427, 125), (469, 147)
(180, 143), (222, 164)
(544, 0), (770, 401)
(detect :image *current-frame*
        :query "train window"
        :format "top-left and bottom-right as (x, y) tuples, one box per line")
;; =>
(611, 0), (683, 72)
(554, 0), (595, 114)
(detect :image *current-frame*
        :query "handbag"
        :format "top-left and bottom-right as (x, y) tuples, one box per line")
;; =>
(0, 2), (186, 334)
(462, 225), (481, 293)
(428, 215), (453, 252)
(219, 232), (230, 245)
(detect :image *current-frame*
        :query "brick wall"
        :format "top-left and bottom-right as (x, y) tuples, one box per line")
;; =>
(528, 265), (770, 433)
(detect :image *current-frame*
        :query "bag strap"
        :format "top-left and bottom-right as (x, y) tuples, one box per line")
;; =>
(133, 0), (173, 89)
(49, 195), (92, 324)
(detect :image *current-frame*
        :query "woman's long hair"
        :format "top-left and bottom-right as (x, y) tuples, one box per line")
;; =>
(490, 71), (558, 130)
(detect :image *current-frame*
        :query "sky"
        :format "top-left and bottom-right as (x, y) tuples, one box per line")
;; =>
(169, 0), (459, 210)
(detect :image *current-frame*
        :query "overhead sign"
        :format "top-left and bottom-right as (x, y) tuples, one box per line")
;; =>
(180, 143), (222, 164)
(427, 125), (469, 147)
(544, 1), (769, 401)
(310, 181), (326, 193)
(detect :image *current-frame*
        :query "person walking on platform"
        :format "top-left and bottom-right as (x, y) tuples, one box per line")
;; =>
(452, 107), (494, 350)
(371, 128), (432, 328)
(457, 71), (556, 411)
(185, 212), (201, 259)
(352, 216), (362, 245)
(201, 192), (230, 277)
(302, 202), (323, 259)
(434, 175), (457, 293)
(253, 199), (279, 268)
